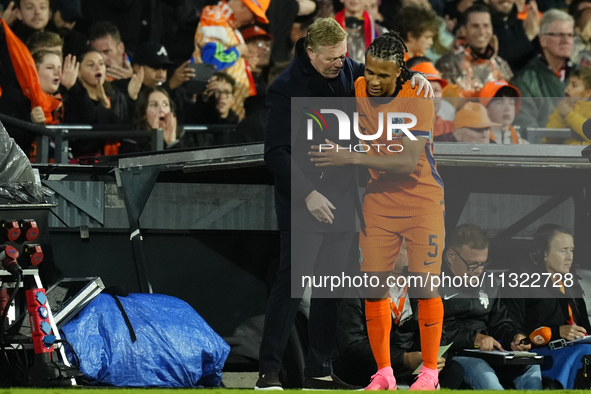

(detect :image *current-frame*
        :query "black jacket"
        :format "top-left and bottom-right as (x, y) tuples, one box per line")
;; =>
(62, 81), (128, 125)
(62, 81), (128, 157)
(440, 262), (525, 351)
(267, 0), (300, 63)
(236, 94), (267, 143)
(336, 295), (383, 383)
(264, 38), (365, 232)
(491, 7), (536, 74)
(502, 259), (591, 345)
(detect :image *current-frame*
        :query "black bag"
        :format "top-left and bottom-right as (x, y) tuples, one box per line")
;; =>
(574, 355), (591, 389)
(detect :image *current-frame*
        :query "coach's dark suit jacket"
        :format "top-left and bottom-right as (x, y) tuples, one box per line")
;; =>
(264, 38), (365, 233)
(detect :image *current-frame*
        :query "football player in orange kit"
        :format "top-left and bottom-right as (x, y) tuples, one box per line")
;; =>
(309, 31), (444, 391)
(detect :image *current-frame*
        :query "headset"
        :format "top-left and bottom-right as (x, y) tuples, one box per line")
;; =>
(530, 223), (571, 266)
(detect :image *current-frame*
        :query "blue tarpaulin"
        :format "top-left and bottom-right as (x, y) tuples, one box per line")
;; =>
(61, 293), (229, 387)
(536, 344), (591, 389)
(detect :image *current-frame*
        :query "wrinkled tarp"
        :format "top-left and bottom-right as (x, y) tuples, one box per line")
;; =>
(61, 293), (229, 387)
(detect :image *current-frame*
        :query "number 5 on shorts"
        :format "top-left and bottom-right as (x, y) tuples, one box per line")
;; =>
(428, 235), (438, 258)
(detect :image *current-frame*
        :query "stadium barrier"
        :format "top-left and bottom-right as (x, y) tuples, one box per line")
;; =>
(0, 113), (239, 163)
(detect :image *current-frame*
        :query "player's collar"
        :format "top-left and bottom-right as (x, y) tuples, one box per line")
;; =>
(368, 84), (401, 104)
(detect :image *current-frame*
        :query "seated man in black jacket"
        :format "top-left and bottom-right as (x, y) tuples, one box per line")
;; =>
(335, 242), (465, 389)
(441, 224), (542, 390)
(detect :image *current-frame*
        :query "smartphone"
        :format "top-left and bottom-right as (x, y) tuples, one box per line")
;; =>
(185, 63), (216, 96)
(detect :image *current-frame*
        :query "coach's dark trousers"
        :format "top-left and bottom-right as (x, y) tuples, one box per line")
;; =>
(259, 230), (354, 378)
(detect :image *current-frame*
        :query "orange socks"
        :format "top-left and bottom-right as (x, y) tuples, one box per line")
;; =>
(365, 299), (392, 370)
(418, 298), (444, 370)
(366, 298), (443, 371)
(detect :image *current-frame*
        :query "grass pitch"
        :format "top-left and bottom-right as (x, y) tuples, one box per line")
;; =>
(0, 390), (584, 393)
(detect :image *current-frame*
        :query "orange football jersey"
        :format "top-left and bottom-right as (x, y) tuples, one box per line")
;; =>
(354, 77), (444, 216)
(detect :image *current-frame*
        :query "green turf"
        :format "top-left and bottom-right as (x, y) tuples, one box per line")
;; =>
(0, 390), (586, 393)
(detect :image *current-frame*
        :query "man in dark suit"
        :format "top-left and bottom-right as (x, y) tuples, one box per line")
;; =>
(258, 17), (432, 390)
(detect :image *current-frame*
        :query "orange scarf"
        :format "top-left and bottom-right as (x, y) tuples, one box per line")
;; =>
(489, 125), (521, 144)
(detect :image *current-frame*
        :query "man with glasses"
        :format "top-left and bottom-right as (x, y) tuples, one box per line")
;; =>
(440, 224), (542, 390)
(209, 72), (238, 124)
(241, 25), (273, 93)
(514, 9), (577, 128)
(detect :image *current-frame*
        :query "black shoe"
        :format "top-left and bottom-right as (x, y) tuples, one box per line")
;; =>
(303, 374), (362, 390)
(255, 372), (283, 390)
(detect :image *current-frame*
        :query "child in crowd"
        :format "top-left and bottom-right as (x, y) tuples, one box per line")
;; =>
(546, 67), (591, 145)
(185, 72), (239, 147)
(31, 50), (64, 124)
(409, 59), (455, 137)
(397, 5), (440, 61)
(187, 72), (239, 126)
(480, 81), (528, 144)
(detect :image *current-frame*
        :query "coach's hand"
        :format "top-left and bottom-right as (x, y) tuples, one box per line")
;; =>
(410, 73), (434, 99)
(305, 190), (335, 224)
(309, 139), (356, 167)
(475, 333), (504, 351)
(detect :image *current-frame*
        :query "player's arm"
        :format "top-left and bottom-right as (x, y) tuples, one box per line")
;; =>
(309, 136), (427, 175)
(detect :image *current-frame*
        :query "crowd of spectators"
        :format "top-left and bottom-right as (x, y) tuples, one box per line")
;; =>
(0, 0), (589, 160)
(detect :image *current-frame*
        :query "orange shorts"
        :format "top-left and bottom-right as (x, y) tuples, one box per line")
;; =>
(359, 211), (445, 275)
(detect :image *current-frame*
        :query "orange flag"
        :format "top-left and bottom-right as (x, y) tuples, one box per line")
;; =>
(1, 19), (60, 123)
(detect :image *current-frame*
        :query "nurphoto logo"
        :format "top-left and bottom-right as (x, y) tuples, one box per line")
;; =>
(304, 108), (418, 153)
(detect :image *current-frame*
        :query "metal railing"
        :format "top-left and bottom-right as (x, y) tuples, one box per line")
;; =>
(522, 127), (578, 144)
(44, 124), (164, 163)
(182, 125), (238, 146)
(0, 113), (240, 163)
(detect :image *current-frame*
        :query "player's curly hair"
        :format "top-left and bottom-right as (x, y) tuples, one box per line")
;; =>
(366, 31), (412, 89)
